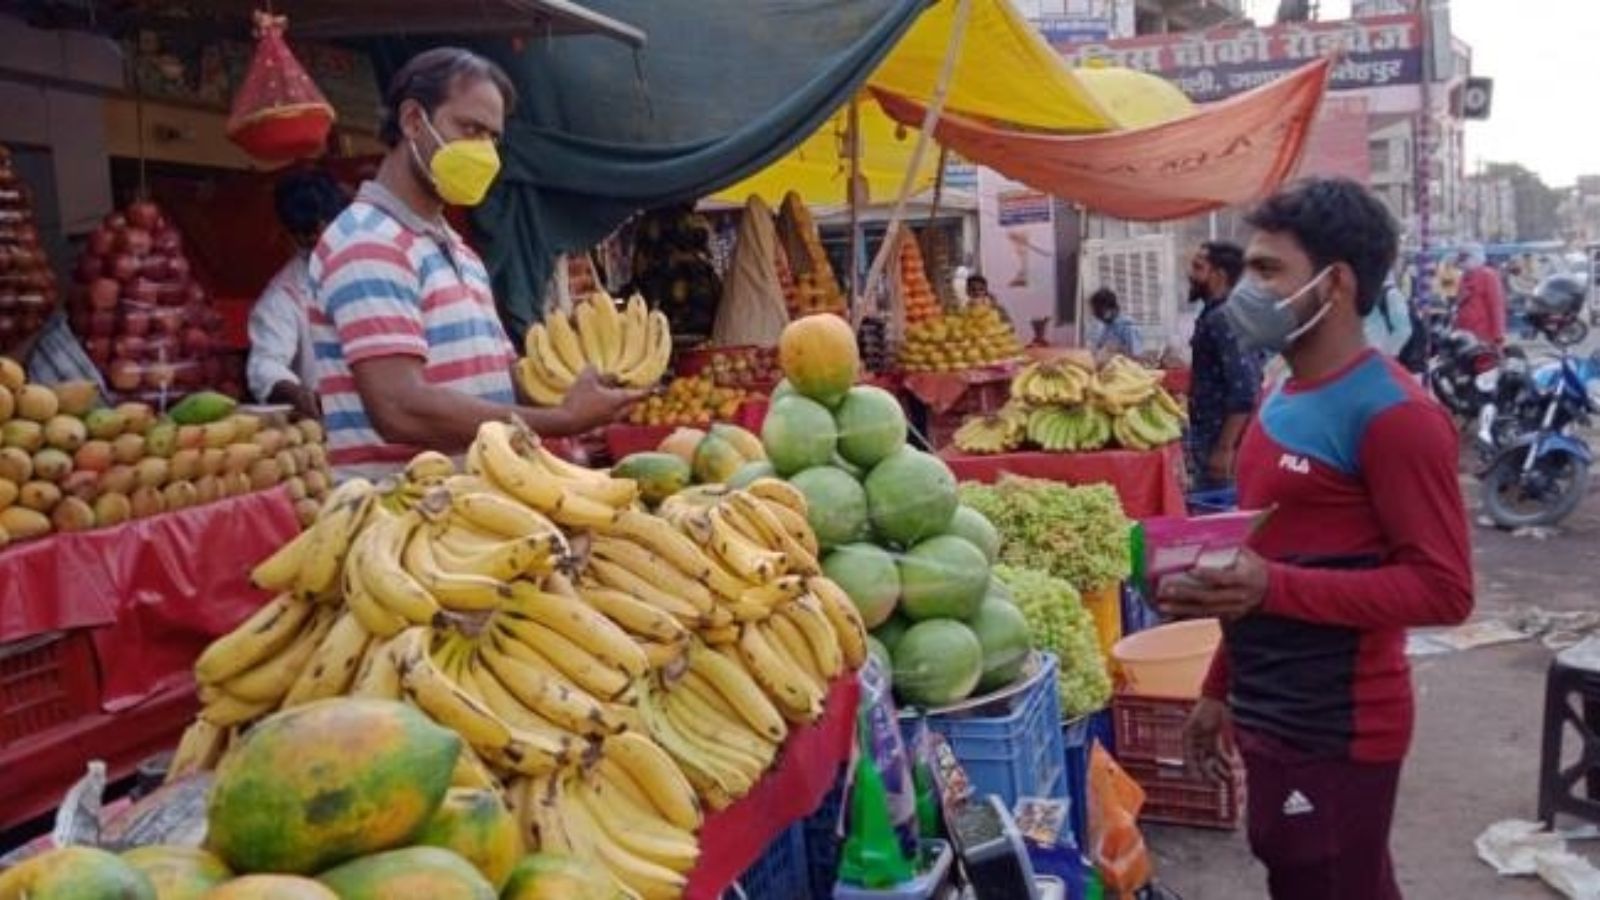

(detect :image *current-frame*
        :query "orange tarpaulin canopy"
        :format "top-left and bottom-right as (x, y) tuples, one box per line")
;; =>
(872, 57), (1333, 221)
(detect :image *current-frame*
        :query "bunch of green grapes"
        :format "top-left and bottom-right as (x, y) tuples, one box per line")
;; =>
(960, 477), (1131, 593)
(993, 564), (1112, 718)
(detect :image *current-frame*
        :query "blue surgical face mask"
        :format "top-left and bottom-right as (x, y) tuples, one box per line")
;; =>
(1222, 266), (1333, 354)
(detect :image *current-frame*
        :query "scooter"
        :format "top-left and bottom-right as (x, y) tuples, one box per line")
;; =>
(1479, 344), (1598, 529)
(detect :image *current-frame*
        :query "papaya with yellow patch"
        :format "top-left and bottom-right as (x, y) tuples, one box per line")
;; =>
(0, 846), (155, 899)
(205, 698), (459, 875)
(316, 846), (494, 900)
(120, 845), (231, 899)
(203, 874), (339, 899)
(500, 853), (618, 900)
(412, 787), (523, 889)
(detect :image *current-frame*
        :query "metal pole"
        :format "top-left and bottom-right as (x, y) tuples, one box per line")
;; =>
(859, 0), (974, 310)
(1415, 0), (1435, 293)
(847, 95), (863, 309)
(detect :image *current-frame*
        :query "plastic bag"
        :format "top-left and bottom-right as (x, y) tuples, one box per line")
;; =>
(226, 12), (335, 163)
(1140, 507), (1270, 596)
(712, 196), (790, 348)
(1087, 741), (1151, 898)
(856, 655), (920, 858)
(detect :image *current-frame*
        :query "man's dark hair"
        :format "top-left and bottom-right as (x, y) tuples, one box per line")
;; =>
(379, 47), (518, 147)
(1245, 177), (1399, 315)
(1089, 287), (1119, 313)
(274, 169), (346, 238)
(967, 274), (988, 288)
(1200, 240), (1245, 288)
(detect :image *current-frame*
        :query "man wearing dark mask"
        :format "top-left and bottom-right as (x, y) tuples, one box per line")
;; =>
(309, 48), (643, 479)
(1159, 178), (1473, 900)
(1185, 240), (1259, 488)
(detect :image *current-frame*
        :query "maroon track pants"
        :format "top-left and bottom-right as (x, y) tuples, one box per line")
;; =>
(1236, 727), (1404, 900)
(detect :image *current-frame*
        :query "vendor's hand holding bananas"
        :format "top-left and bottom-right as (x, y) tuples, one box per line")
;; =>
(518, 291), (673, 405)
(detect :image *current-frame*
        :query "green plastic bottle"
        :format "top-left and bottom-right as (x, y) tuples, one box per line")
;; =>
(838, 725), (915, 889)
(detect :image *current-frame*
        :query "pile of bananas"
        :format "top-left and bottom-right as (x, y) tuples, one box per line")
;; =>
(1025, 405), (1113, 452)
(1011, 360), (1094, 406)
(951, 403), (1029, 455)
(952, 356), (1187, 455)
(517, 292), (673, 405)
(168, 419), (866, 899)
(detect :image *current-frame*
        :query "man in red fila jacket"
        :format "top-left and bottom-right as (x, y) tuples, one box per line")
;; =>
(1158, 177), (1474, 900)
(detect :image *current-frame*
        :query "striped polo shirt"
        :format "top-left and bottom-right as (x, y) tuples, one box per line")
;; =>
(308, 181), (516, 478)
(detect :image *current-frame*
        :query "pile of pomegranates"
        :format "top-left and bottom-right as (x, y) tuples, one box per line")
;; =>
(0, 145), (58, 349)
(69, 197), (224, 398)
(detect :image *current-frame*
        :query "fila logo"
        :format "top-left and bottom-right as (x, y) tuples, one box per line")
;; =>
(1282, 790), (1315, 816)
(1278, 453), (1311, 474)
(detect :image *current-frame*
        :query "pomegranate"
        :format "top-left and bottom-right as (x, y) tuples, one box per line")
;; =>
(87, 227), (116, 257)
(126, 199), (160, 230)
(108, 358), (142, 392)
(110, 253), (139, 283)
(88, 277), (120, 311)
(87, 311), (117, 338)
(119, 227), (152, 256)
(122, 309), (150, 337)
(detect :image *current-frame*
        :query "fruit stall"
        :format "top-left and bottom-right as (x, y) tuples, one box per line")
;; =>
(941, 356), (1191, 520)
(0, 309), (1171, 899)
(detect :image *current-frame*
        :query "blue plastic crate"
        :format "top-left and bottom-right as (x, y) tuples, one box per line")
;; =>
(804, 769), (849, 900)
(730, 819), (810, 900)
(1062, 709), (1115, 853)
(902, 654), (1067, 809)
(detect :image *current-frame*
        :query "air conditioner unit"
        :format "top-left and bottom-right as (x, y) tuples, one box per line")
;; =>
(1082, 234), (1179, 345)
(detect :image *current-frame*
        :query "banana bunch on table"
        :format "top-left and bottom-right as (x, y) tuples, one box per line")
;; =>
(170, 419), (868, 899)
(952, 402), (1030, 455)
(507, 729), (702, 900)
(1010, 359), (1093, 406)
(518, 291), (673, 405)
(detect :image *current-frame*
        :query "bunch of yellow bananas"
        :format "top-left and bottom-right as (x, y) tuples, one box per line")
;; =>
(1011, 360), (1094, 406)
(952, 402), (1030, 455)
(1087, 355), (1163, 415)
(518, 292), (673, 405)
(507, 729), (702, 900)
(171, 419), (867, 899)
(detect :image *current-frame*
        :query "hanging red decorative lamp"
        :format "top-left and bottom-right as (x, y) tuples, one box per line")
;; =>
(226, 11), (336, 164)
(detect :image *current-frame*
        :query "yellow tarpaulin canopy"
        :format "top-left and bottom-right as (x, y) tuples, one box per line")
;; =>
(714, 0), (1194, 206)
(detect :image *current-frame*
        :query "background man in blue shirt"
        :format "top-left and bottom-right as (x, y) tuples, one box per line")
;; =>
(1185, 240), (1261, 488)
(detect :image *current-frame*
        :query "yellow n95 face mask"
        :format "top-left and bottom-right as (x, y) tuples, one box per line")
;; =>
(413, 115), (501, 207)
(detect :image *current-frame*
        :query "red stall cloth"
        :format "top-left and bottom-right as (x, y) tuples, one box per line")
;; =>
(942, 444), (1187, 519)
(685, 675), (859, 899)
(901, 365), (1018, 416)
(872, 58), (1332, 222)
(0, 488), (301, 710)
(1161, 367), (1192, 396)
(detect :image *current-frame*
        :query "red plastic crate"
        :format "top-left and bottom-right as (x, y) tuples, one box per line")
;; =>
(1112, 692), (1193, 765)
(0, 631), (100, 749)
(1121, 757), (1244, 830)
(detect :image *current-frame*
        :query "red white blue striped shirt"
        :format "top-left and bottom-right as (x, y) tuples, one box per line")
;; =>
(308, 181), (515, 476)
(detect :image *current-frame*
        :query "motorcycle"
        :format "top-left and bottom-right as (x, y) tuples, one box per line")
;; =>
(1479, 344), (1598, 529)
(1474, 346), (1532, 458)
(1426, 305), (1506, 420)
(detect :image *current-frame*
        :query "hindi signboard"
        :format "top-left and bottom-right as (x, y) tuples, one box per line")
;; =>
(1054, 14), (1423, 102)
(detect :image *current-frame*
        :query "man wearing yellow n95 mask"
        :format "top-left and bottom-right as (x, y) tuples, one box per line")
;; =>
(308, 47), (643, 480)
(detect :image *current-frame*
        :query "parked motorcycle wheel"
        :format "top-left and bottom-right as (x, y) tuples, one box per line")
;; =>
(1482, 445), (1590, 529)
(1553, 319), (1590, 348)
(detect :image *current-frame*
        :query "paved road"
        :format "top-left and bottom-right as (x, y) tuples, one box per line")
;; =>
(1152, 461), (1600, 899)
